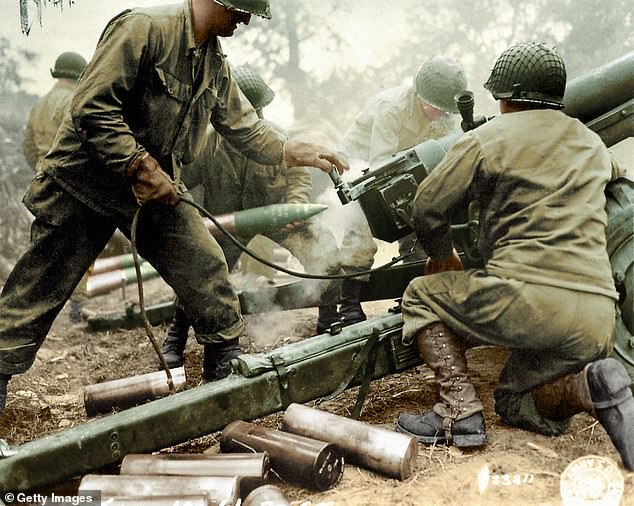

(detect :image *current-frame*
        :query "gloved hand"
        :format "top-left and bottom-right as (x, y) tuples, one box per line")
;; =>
(424, 248), (463, 275)
(127, 152), (179, 207)
(283, 138), (350, 175)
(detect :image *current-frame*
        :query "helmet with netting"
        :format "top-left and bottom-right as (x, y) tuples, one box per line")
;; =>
(232, 64), (275, 110)
(50, 52), (87, 80)
(484, 42), (566, 109)
(215, 0), (271, 19)
(414, 56), (468, 113)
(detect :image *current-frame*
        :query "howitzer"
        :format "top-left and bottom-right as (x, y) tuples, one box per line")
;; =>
(0, 53), (632, 494)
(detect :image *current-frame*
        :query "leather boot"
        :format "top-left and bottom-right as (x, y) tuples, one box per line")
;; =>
(160, 306), (190, 369)
(533, 358), (634, 470)
(316, 305), (341, 334)
(202, 338), (242, 383)
(339, 279), (367, 327)
(396, 322), (486, 447)
(0, 374), (10, 414)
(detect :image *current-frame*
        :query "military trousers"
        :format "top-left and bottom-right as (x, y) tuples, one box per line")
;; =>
(401, 269), (616, 436)
(0, 174), (243, 375)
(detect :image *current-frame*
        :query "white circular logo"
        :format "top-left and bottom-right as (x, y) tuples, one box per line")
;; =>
(560, 455), (624, 506)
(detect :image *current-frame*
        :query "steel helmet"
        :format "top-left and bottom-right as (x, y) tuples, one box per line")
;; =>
(415, 56), (468, 114)
(214, 0), (272, 19)
(484, 42), (567, 109)
(50, 51), (87, 80)
(232, 64), (275, 110)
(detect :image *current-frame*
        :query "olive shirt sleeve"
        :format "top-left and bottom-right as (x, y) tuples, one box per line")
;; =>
(68, 11), (148, 176)
(211, 71), (285, 167)
(411, 133), (482, 259)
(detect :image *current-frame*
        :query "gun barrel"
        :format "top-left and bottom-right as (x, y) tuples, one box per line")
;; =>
(564, 51), (634, 123)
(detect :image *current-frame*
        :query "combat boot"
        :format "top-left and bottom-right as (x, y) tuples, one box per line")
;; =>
(68, 299), (85, 324)
(202, 338), (242, 383)
(0, 374), (10, 414)
(316, 305), (341, 334)
(533, 358), (634, 470)
(160, 306), (190, 369)
(396, 322), (486, 447)
(339, 279), (367, 327)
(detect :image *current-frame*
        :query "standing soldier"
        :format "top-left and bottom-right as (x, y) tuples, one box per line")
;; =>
(23, 51), (89, 324)
(161, 64), (342, 371)
(23, 51), (87, 172)
(0, 0), (348, 414)
(395, 43), (633, 470)
(327, 56), (468, 333)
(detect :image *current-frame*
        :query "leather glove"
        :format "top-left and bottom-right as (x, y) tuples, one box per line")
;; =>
(127, 152), (179, 207)
(424, 248), (463, 275)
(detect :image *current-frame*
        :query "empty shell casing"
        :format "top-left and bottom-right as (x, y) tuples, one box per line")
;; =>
(120, 452), (270, 496)
(282, 403), (418, 480)
(78, 474), (239, 505)
(83, 367), (186, 417)
(220, 420), (344, 491)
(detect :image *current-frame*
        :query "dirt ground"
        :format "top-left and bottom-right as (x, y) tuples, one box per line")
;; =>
(1, 262), (633, 506)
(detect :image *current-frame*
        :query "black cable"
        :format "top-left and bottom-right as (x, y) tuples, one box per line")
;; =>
(131, 207), (175, 393)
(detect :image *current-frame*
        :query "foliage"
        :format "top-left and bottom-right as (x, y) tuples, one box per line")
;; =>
(233, 0), (633, 129)
(0, 36), (38, 95)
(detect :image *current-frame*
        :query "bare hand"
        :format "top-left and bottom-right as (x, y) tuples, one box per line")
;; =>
(424, 248), (463, 275)
(283, 138), (349, 174)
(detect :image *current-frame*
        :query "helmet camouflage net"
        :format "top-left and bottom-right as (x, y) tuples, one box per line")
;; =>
(50, 51), (87, 80)
(415, 56), (468, 114)
(484, 42), (567, 108)
(215, 0), (272, 19)
(232, 64), (275, 110)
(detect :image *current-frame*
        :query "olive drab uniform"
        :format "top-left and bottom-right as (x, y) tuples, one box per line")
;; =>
(182, 127), (340, 274)
(401, 109), (626, 435)
(0, 0), (285, 375)
(23, 81), (76, 172)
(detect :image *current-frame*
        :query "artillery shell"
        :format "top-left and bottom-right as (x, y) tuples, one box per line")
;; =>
(204, 203), (328, 238)
(78, 474), (239, 505)
(282, 403), (418, 480)
(120, 452), (270, 496)
(84, 367), (186, 417)
(243, 485), (291, 506)
(220, 420), (344, 491)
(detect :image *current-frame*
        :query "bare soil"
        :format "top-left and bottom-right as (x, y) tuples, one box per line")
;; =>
(1, 271), (633, 506)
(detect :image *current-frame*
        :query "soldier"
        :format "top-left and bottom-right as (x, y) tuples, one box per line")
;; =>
(323, 57), (467, 333)
(395, 43), (633, 470)
(23, 51), (87, 171)
(161, 64), (342, 370)
(0, 0), (348, 414)
(22, 51), (89, 324)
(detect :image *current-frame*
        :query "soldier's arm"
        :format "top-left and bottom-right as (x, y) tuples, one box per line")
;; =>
(412, 133), (482, 260)
(282, 166), (312, 204)
(69, 11), (149, 175)
(211, 66), (285, 167)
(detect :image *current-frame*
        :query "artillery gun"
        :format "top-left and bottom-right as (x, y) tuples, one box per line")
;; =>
(0, 52), (632, 494)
